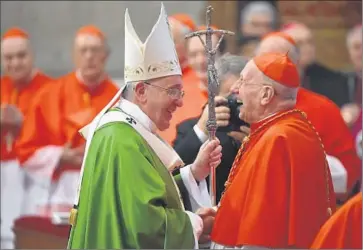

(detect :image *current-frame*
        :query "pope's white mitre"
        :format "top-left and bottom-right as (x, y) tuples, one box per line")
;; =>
(124, 3), (181, 82)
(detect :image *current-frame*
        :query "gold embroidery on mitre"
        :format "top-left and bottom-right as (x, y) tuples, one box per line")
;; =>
(125, 60), (179, 79)
(147, 60), (179, 74)
(124, 66), (144, 79)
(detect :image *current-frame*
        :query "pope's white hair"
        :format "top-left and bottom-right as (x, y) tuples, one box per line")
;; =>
(346, 25), (362, 47)
(122, 81), (138, 100)
(240, 1), (278, 28)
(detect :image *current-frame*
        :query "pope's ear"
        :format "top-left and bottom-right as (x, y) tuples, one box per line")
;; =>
(134, 82), (147, 102)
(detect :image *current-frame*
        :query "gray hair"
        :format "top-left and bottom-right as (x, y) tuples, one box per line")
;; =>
(262, 74), (298, 101)
(122, 81), (138, 100)
(240, 1), (277, 28)
(346, 25), (362, 47)
(216, 53), (249, 82)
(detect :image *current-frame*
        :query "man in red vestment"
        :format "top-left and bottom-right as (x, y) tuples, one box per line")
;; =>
(255, 32), (361, 200)
(311, 192), (362, 249)
(16, 25), (119, 216)
(211, 53), (336, 249)
(0, 27), (53, 249)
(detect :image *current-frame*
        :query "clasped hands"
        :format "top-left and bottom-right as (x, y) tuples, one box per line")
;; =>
(0, 104), (24, 138)
(190, 111), (224, 244)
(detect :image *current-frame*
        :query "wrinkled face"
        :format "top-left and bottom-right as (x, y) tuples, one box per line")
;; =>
(73, 35), (108, 80)
(242, 14), (274, 37)
(286, 26), (315, 68)
(136, 75), (184, 131)
(1, 38), (33, 82)
(219, 73), (239, 97)
(347, 30), (362, 73)
(235, 61), (274, 123)
(187, 35), (219, 87)
(169, 19), (188, 66)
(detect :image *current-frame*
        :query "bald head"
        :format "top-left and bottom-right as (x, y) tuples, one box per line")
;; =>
(1, 30), (34, 83)
(256, 35), (299, 64)
(282, 23), (315, 68)
(73, 26), (109, 83)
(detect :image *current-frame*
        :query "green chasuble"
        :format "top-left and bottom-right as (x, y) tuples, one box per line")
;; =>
(68, 121), (195, 249)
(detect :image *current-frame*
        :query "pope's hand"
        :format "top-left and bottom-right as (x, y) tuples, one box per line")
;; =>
(196, 207), (217, 244)
(192, 138), (222, 181)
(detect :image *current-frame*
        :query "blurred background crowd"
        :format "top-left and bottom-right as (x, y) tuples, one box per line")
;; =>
(0, 0), (362, 249)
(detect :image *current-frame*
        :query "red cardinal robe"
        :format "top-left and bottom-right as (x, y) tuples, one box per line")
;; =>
(1, 71), (53, 161)
(296, 88), (361, 195)
(310, 192), (362, 249)
(211, 110), (336, 249)
(16, 72), (118, 181)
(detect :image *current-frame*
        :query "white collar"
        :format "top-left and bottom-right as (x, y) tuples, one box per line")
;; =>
(118, 99), (157, 134)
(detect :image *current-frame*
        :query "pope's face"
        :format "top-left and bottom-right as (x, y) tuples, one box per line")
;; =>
(1, 38), (33, 82)
(236, 61), (264, 124)
(187, 35), (219, 87)
(73, 35), (108, 80)
(143, 75), (183, 131)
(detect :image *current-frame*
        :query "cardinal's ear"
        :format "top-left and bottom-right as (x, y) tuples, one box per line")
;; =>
(260, 85), (274, 106)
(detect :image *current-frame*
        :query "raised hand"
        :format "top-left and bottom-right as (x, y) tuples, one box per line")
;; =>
(191, 138), (222, 181)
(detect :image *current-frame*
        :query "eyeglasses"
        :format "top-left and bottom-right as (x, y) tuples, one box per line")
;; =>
(143, 81), (185, 99)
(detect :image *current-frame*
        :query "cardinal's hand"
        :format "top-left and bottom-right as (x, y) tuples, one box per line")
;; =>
(196, 207), (217, 244)
(0, 104), (24, 138)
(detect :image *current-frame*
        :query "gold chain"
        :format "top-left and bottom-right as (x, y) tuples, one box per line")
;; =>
(219, 109), (332, 217)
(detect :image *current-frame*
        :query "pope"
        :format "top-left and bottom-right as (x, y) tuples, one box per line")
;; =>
(67, 3), (221, 249)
